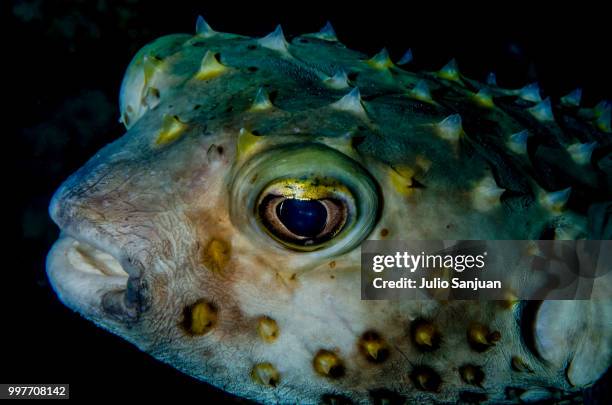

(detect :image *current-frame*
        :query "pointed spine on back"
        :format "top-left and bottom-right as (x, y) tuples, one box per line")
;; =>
(561, 88), (582, 107)
(195, 51), (228, 80)
(315, 21), (338, 41)
(437, 59), (460, 81)
(324, 69), (350, 89)
(249, 87), (274, 111)
(410, 80), (433, 103)
(527, 98), (554, 122)
(507, 130), (531, 155)
(474, 88), (495, 108)
(435, 114), (463, 141)
(331, 87), (367, 118)
(567, 142), (597, 165)
(367, 48), (394, 70)
(518, 82), (542, 103)
(258, 25), (290, 54)
(195, 15), (216, 38)
(539, 187), (571, 214)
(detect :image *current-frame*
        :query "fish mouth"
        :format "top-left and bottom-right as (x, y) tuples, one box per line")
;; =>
(46, 232), (135, 321)
(55, 235), (129, 277)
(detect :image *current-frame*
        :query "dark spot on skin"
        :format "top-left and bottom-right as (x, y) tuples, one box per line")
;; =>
(351, 135), (366, 148)
(539, 225), (556, 240)
(250, 363), (280, 387)
(380, 228), (389, 238)
(320, 394), (353, 405)
(257, 316), (279, 343)
(193, 104), (201, 110)
(467, 322), (500, 352)
(313, 350), (345, 379)
(369, 388), (404, 405)
(361, 94), (379, 102)
(459, 364), (485, 387)
(410, 318), (441, 351)
(329, 261), (336, 268)
(216, 146), (224, 155)
(250, 174), (258, 183)
(251, 130), (262, 136)
(201, 238), (231, 273)
(181, 299), (218, 336)
(330, 275), (335, 279)
(225, 106), (234, 113)
(268, 90), (279, 103)
(410, 178), (426, 189)
(327, 365), (345, 379)
(247, 66), (259, 72)
(410, 365), (441, 392)
(446, 224), (452, 229)
(290, 273), (296, 280)
(458, 391), (488, 404)
(358, 330), (390, 363)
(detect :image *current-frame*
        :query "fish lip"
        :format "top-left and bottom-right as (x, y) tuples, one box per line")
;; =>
(46, 234), (128, 318)
(48, 224), (143, 278)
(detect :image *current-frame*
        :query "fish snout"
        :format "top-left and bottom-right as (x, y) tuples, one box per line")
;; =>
(47, 167), (154, 327)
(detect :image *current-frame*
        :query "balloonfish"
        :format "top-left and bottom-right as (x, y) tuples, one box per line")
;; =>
(46, 17), (612, 404)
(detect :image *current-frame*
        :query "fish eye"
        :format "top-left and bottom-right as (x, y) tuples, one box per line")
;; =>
(256, 178), (353, 250)
(229, 143), (380, 256)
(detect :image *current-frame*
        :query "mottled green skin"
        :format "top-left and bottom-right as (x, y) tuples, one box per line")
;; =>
(46, 23), (611, 404)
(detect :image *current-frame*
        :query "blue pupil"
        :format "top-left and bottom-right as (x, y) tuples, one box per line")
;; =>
(277, 199), (327, 238)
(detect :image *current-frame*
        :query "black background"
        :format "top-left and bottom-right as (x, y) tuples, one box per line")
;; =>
(5, 1), (611, 403)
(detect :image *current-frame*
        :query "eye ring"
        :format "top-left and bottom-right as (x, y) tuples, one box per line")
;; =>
(229, 142), (380, 256)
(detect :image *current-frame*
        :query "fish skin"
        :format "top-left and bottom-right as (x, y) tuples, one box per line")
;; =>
(46, 20), (612, 404)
